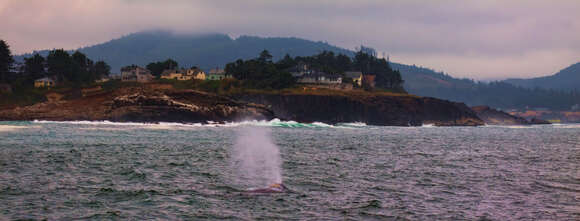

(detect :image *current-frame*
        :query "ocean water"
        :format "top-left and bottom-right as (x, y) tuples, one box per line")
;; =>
(0, 120), (579, 220)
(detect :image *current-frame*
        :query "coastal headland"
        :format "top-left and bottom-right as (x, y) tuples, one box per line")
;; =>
(0, 83), (484, 126)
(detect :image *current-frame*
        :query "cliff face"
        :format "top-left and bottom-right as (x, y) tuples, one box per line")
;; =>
(0, 88), (273, 123)
(0, 86), (484, 126)
(235, 93), (483, 126)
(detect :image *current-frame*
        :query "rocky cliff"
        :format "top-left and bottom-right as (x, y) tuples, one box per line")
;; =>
(235, 93), (483, 126)
(0, 87), (273, 123)
(0, 86), (484, 126)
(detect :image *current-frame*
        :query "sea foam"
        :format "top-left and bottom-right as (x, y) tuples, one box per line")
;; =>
(31, 119), (367, 129)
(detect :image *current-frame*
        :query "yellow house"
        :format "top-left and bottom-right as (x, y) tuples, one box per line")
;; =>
(34, 77), (56, 88)
(344, 71), (363, 87)
(161, 70), (185, 80)
(161, 68), (205, 81)
(193, 69), (206, 80)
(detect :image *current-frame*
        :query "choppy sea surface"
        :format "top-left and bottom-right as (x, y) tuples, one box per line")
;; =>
(0, 120), (579, 220)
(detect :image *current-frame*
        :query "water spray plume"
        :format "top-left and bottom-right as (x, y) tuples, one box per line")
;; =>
(231, 126), (282, 188)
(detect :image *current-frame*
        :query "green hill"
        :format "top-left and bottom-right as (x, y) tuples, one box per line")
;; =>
(504, 62), (580, 92)
(391, 62), (580, 110)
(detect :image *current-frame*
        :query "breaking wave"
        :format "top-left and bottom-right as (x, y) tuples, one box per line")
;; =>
(551, 123), (580, 129)
(31, 119), (367, 129)
(0, 125), (41, 132)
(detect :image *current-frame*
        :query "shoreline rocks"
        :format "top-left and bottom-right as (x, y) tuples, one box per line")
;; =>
(471, 106), (551, 125)
(0, 88), (274, 124)
(234, 93), (483, 126)
(0, 86), (484, 126)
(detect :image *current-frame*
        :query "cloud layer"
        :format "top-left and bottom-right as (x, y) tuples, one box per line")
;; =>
(1, 0), (579, 79)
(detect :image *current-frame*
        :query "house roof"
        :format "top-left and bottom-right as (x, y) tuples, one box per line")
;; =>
(162, 69), (184, 76)
(344, 71), (363, 78)
(122, 65), (148, 72)
(35, 77), (55, 82)
(300, 72), (342, 81)
(209, 68), (225, 74)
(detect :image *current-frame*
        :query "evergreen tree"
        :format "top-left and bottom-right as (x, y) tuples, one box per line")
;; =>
(225, 51), (294, 89)
(336, 54), (352, 72)
(46, 49), (73, 82)
(72, 51), (91, 70)
(146, 59), (179, 77)
(23, 53), (46, 81)
(164, 59), (178, 70)
(0, 40), (14, 83)
(93, 61), (110, 79)
(275, 54), (296, 70)
(353, 47), (404, 90)
(71, 51), (93, 83)
(258, 50), (273, 63)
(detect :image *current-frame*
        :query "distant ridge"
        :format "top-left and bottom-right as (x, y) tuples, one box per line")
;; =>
(504, 62), (580, 91)
(16, 31), (353, 72)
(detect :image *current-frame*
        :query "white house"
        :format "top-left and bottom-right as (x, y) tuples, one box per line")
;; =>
(297, 72), (342, 84)
(121, 66), (154, 83)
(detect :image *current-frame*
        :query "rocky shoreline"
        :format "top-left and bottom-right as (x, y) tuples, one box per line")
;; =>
(235, 93), (483, 126)
(471, 106), (551, 125)
(0, 87), (272, 123)
(0, 86), (487, 126)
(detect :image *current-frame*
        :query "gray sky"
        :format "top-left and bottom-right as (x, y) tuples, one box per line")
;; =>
(1, 0), (579, 79)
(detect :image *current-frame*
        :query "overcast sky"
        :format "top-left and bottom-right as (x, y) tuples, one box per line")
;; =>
(1, 0), (579, 79)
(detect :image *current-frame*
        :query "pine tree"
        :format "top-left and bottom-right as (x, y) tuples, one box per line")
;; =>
(93, 61), (111, 79)
(24, 53), (46, 80)
(46, 49), (73, 82)
(0, 40), (15, 83)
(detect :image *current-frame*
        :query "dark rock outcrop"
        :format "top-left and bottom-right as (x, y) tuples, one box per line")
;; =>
(471, 106), (529, 125)
(529, 118), (551, 125)
(471, 106), (551, 125)
(234, 93), (483, 126)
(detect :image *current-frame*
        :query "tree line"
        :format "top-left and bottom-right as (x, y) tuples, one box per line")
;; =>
(0, 39), (110, 88)
(225, 47), (404, 90)
(225, 50), (295, 89)
(414, 81), (580, 111)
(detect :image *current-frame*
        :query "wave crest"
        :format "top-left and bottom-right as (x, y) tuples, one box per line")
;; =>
(31, 119), (367, 129)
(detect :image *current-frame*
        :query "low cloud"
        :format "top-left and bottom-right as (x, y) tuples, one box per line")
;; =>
(1, 0), (579, 79)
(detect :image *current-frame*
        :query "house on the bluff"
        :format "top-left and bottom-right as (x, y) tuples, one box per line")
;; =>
(344, 71), (363, 87)
(34, 77), (56, 88)
(161, 69), (186, 80)
(207, 68), (231, 80)
(297, 72), (342, 84)
(363, 74), (376, 88)
(192, 69), (206, 80)
(288, 62), (313, 77)
(121, 66), (154, 83)
(160, 68), (206, 81)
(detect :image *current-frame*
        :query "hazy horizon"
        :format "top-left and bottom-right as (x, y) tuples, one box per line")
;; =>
(1, 0), (579, 80)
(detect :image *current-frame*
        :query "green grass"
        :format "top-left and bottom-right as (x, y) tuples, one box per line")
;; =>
(0, 78), (413, 109)
(0, 86), (48, 108)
